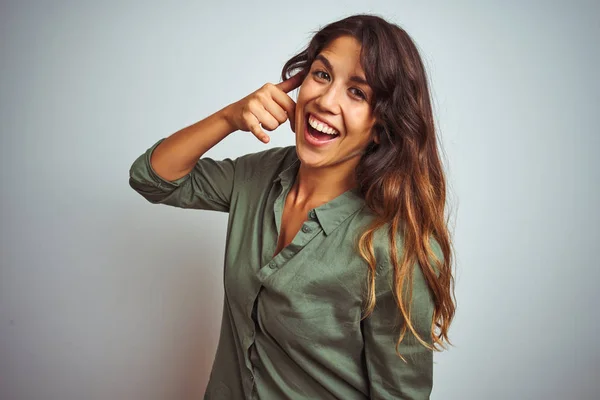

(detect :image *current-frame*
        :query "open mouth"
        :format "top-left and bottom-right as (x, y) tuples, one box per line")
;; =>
(305, 114), (340, 142)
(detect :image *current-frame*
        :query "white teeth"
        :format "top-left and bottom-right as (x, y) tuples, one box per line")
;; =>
(308, 115), (339, 135)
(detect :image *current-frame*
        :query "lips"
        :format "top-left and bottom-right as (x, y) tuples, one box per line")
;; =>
(306, 113), (339, 135)
(303, 114), (341, 146)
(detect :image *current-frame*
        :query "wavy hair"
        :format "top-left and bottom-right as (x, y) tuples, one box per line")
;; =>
(281, 14), (455, 358)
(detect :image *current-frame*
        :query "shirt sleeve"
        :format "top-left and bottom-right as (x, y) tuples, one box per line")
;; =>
(362, 264), (435, 400)
(128, 138), (236, 212)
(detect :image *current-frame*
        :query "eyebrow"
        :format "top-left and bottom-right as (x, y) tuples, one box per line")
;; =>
(314, 54), (369, 86)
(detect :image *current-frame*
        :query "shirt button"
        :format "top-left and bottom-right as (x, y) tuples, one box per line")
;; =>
(268, 261), (276, 269)
(302, 225), (311, 233)
(308, 210), (316, 219)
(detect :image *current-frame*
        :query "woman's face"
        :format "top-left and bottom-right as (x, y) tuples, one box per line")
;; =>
(295, 35), (377, 170)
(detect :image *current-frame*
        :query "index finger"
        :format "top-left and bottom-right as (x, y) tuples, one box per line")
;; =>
(276, 71), (305, 93)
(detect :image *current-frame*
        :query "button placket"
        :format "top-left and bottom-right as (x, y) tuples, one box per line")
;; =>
(258, 221), (323, 283)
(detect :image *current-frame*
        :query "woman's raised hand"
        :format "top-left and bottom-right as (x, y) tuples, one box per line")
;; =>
(225, 73), (304, 143)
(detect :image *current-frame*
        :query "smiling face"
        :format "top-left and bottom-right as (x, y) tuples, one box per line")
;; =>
(295, 35), (378, 172)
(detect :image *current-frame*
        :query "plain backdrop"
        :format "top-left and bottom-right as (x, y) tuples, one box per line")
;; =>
(1, 1), (598, 399)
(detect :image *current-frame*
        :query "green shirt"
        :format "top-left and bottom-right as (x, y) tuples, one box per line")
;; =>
(129, 139), (435, 400)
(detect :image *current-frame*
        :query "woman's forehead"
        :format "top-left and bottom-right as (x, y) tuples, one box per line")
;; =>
(316, 37), (367, 78)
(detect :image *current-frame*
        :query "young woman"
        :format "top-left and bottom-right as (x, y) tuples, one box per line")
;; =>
(130, 14), (455, 400)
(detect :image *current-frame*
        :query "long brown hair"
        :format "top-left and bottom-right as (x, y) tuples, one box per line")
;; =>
(281, 14), (455, 358)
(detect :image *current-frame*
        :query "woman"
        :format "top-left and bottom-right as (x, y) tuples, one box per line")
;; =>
(130, 14), (455, 400)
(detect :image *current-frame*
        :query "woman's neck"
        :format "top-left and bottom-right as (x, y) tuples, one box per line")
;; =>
(288, 161), (358, 209)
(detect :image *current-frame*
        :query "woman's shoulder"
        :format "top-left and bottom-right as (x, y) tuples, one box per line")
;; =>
(352, 215), (443, 285)
(233, 145), (298, 187)
(235, 145), (296, 166)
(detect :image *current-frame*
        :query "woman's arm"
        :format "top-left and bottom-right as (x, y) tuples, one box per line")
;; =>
(362, 267), (435, 400)
(129, 73), (304, 210)
(149, 107), (236, 182)
(148, 72), (303, 182)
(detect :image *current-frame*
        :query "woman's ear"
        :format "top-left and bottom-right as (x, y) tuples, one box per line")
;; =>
(372, 123), (382, 144)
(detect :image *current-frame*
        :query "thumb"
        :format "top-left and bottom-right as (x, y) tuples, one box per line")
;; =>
(276, 71), (305, 93)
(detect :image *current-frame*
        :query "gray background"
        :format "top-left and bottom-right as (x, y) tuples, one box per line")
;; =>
(1, 0), (598, 399)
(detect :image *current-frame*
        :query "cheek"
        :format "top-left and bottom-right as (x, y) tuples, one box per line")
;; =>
(296, 86), (308, 113)
(295, 100), (305, 129)
(298, 78), (320, 99)
(346, 116), (376, 142)
(346, 113), (369, 132)
(295, 84), (314, 124)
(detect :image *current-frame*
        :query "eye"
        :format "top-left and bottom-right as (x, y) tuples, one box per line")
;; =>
(350, 87), (367, 100)
(312, 70), (330, 81)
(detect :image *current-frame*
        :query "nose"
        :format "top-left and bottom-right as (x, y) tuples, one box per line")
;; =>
(314, 83), (342, 114)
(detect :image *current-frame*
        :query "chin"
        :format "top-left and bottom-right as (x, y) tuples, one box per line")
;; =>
(295, 142), (327, 168)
